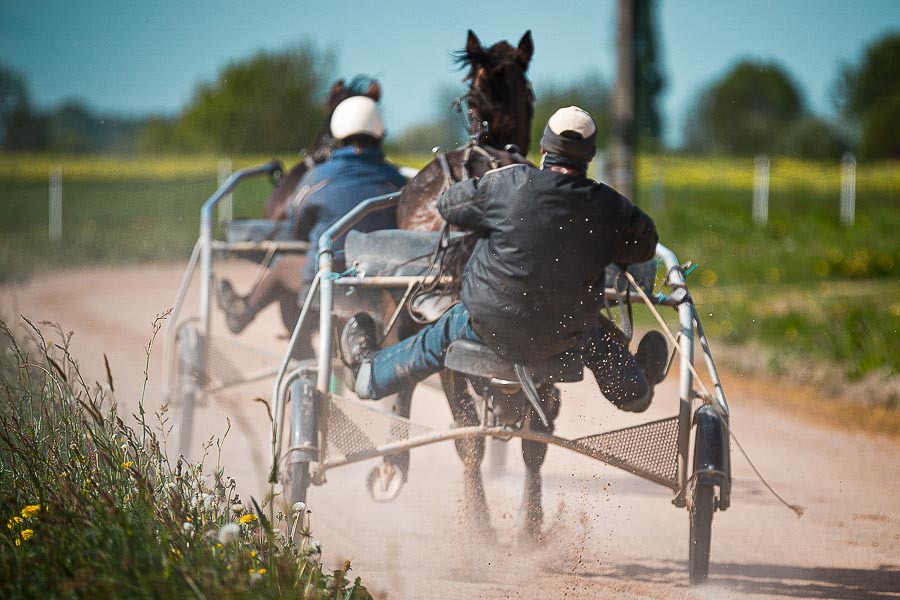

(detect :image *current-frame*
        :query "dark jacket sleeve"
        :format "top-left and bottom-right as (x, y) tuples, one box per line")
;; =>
(615, 204), (659, 266)
(436, 177), (490, 233)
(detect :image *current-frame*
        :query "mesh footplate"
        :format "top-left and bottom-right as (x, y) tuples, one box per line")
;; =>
(572, 416), (680, 489)
(323, 395), (434, 463)
(207, 342), (245, 386)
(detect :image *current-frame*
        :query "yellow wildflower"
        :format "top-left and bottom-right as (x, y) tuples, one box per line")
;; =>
(250, 550), (257, 558)
(122, 461), (133, 469)
(239, 514), (257, 524)
(21, 529), (34, 541)
(21, 505), (41, 519)
(258, 568), (267, 575)
(7, 516), (23, 529)
(248, 568), (256, 575)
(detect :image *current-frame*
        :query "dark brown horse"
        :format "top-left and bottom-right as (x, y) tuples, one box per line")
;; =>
(264, 76), (383, 221)
(391, 30), (554, 542)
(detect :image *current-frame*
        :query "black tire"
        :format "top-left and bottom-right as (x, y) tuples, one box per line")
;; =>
(172, 322), (203, 456)
(689, 483), (715, 584)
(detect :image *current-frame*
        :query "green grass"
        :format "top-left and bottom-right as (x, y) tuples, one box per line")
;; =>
(0, 176), (273, 280)
(629, 180), (899, 390)
(0, 317), (372, 599)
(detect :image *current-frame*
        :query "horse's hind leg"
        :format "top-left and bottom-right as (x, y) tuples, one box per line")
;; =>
(441, 370), (492, 540)
(520, 383), (561, 543)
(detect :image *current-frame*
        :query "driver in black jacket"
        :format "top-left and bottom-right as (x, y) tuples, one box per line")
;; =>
(341, 106), (668, 412)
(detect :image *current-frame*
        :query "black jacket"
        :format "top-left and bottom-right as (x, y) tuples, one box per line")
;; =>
(437, 164), (658, 363)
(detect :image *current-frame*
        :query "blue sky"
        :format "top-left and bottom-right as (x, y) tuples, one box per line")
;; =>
(2, 0), (898, 146)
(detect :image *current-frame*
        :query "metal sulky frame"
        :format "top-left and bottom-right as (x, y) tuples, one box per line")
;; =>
(269, 192), (732, 585)
(163, 160), (309, 456)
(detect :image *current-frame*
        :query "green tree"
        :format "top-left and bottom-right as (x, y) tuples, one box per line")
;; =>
(0, 64), (47, 150)
(773, 116), (847, 160)
(634, 0), (666, 149)
(175, 42), (335, 154)
(531, 73), (611, 156)
(685, 60), (804, 156)
(833, 33), (900, 159)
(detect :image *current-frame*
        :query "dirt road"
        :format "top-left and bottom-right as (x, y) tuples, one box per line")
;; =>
(3, 263), (899, 599)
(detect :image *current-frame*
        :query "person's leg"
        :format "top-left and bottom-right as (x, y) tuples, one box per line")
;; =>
(581, 314), (652, 411)
(246, 255), (304, 314)
(347, 303), (479, 399)
(217, 255), (305, 334)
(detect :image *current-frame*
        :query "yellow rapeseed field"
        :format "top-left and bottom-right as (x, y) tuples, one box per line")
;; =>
(635, 155), (900, 193)
(0, 152), (897, 193)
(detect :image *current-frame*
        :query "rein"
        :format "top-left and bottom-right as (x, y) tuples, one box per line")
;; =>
(408, 141), (501, 323)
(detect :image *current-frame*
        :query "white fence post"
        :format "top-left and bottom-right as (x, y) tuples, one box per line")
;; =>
(49, 165), (62, 241)
(840, 152), (856, 228)
(752, 154), (769, 226)
(217, 157), (233, 223)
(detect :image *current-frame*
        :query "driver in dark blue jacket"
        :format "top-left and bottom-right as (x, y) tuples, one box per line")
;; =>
(340, 106), (668, 412)
(216, 96), (406, 357)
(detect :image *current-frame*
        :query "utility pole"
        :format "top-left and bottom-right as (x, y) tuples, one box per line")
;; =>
(612, 0), (636, 200)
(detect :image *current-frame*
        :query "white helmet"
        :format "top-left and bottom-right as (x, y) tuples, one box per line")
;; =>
(330, 96), (386, 140)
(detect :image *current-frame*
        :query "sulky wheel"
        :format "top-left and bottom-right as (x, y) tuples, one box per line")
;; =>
(688, 482), (715, 584)
(171, 321), (204, 457)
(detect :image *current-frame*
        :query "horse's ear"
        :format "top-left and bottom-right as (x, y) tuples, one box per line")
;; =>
(517, 30), (534, 67)
(365, 80), (382, 102)
(466, 30), (483, 58)
(326, 79), (347, 111)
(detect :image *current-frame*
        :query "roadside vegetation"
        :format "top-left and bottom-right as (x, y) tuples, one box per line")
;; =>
(0, 317), (372, 599)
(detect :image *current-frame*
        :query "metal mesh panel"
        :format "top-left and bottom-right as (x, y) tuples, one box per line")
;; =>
(206, 341), (245, 387)
(323, 395), (434, 463)
(573, 416), (680, 489)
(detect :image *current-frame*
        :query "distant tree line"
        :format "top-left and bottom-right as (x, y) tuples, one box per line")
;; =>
(684, 31), (900, 160)
(1, 32), (897, 160)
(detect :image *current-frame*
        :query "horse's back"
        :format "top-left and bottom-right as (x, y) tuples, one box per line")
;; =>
(396, 146), (530, 231)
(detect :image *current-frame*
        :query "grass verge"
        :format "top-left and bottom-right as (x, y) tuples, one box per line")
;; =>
(0, 316), (372, 599)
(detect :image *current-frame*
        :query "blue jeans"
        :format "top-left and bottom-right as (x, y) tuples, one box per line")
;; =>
(366, 303), (479, 398)
(362, 305), (648, 408)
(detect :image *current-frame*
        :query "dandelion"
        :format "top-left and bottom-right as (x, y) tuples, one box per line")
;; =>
(239, 513), (257, 525)
(258, 568), (267, 575)
(292, 501), (307, 514)
(121, 461), (133, 469)
(21, 505), (41, 519)
(218, 523), (240, 544)
(230, 503), (244, 514)
(7, 516), (23, 529)
(183, 522), (194, 532)
(20, 529), (34, 541)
